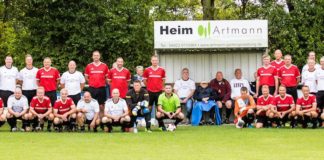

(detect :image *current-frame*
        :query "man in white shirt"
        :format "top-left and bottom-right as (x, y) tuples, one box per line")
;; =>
(302, 51), (321, 74)
(76, 91), (100, 132)
(6, 87), (31, 132)
(174, 68), (195, 122)
(316, 56), (324, 127)
(302, 59), (317, 94)
(60, 60), (85, 105)
(18, 54), (38, 104)
(0, 55), (19, 107)
(102, 88), (130, 132)
(230, 68), (252, 100)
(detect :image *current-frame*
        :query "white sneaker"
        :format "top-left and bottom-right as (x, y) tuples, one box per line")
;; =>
(133, 127), (138, 134)
(19, 128), (25, 132)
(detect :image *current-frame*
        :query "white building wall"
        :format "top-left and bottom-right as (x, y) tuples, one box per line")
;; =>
(159, 52), (263, 83)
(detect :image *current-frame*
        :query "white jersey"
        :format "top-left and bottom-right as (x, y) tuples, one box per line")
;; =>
(77, 99), (99, 120)
(230, 78), (251, 99)
(60, 71), (85, 95)
(104, 98), (128, 116)
(174, 78), (196, 98)
(7, 95), (29, 113)
(18, 67), (38, 90)
(302, 63), (321, 74)
(302, 70), (317, 93)
(0, 66), (19, 92)
(315, 67), (324, 91)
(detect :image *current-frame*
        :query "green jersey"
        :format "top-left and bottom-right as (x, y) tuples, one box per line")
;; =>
(158, 93), (181, 112)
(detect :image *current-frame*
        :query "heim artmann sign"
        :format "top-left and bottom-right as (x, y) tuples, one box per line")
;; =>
(154, 20), (268, 49)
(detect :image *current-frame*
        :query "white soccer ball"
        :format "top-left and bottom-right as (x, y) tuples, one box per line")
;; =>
(236, 119), (245, 129)
(166, 124), (176, 132)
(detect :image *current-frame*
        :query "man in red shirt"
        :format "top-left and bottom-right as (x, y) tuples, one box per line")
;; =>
(36, 57), (60, 106)
(0, 98), (6, 127)
(255, 54), (278, 98)
(278, 55), (300, 102)
(270, 49), (285, 71)
(209, 71), (232, 124)
(84, 50), (109, 117)
(271, 85), (296, 128)
(256, 85), (275, 128)
(53, 88), (77, 132)
(143, 55), (166, 122)
(30, 87), (54, 132)
(296, 85), (318, 128)
(108, 57), (131, 98)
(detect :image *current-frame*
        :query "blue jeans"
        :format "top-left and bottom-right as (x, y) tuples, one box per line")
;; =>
(180, 98), (193, 119)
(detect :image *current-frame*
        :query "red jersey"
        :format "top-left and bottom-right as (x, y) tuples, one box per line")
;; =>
(273, 94), (294, 112)
(257, 66), (277, 86)
(53, 97), (74, 115)
(297, 95), (316, 111)
(271, 60), (285, 71)
(30, 96), (52, 114)
(143, 66), (166, 92)
(84, 62), (109, 88)
(0, 98), (3, 109)
(278, 65), (300, 87)
(108, 68), (131, 98)
(36, 67), (60, 91)
(257, 95), (274, 116)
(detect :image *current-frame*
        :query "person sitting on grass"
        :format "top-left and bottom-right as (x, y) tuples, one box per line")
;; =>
(256, 85), (275, 128)
(191, 81), (219, 126)
(0, 98), (6, 127)
(234, 87), (256, 128)
(102, 88), (130, 133)
(76, 91), (100, 132)
(156, 84), (184, 131)
(296, 85), (318, 128)
(53, 88), (77, 132)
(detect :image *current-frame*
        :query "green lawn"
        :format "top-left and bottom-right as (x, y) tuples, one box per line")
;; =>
(1, 124), (324, 160)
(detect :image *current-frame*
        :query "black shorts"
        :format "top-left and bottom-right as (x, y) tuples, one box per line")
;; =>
(45, 90), (57, 106)
(22, 90), (37, 104)
(286, 87), (298, 102)
(68, 93), (81, 105)
(88, 87), (106, 105)
(148, 91), (162, 106)
(279, 113), (289, 122)
(258, 86), (275, 96)
(256, 115), (268, 124)
(317, 91), (324, 110)
(0, 90), (13, 107)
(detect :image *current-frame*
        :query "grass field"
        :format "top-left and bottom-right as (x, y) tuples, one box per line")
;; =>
(1, 124), (324, 160)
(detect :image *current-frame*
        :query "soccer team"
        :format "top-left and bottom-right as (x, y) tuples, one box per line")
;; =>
(0, 50), (323, 132)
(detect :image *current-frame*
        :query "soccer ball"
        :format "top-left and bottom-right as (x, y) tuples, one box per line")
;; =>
(236, 118), (245, 129)
(166, 124), (176, 132)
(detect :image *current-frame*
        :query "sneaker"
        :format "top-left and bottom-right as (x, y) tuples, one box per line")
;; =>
(312, 123), (318, 129)
(19, 128), (25, 132)
(35, 127), (42, 132)
(247, 124), (254, 128)
(159, 127), (166, 131)
(145, 128), (152, 133)
(133, 127), (138, 134)
(224, 118), (230, 124)
(80, 126), (85, 132)
(93, 128), (98, 132)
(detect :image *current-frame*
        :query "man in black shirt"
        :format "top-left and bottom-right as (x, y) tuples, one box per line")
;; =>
(126, 80), (151, 133)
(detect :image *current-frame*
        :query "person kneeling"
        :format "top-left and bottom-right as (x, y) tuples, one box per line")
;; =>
(76, 91), (100, 132)
(234, 87), (256, 128)
(296, 85), (318, 128)
(6, 88), (32, 132)
(0, 98), (6, 127)
(53, 89), (77, 132)
(102, 89), (130, 133)
(156, 84), (184, 131)
(256, 85), (275, 128)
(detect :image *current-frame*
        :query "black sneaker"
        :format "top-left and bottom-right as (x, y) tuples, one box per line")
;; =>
(80, 126), (85, 132)
(312, 123), (318, 129)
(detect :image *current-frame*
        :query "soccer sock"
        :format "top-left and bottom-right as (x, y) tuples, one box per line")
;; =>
(47, 120), (53, 130)
(70, 118), (76, 129)
(226, 108), (232, 119)
(7, 118), (16, 129)
(247, 113), (254, 125)
(174, 118), (182, 126)
(32, 118), (38, 129)
(22, 119), (29, 129)
(144, 113), (151, 129)
(0, 121), (5, 127)
(275, 118), (280, 126)
(157, 118), (165, 128)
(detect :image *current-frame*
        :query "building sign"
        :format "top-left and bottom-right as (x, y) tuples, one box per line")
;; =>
(154, 20), (268, 49)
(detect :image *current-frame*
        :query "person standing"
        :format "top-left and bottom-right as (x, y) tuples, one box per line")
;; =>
(108, 57), (131, 98)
